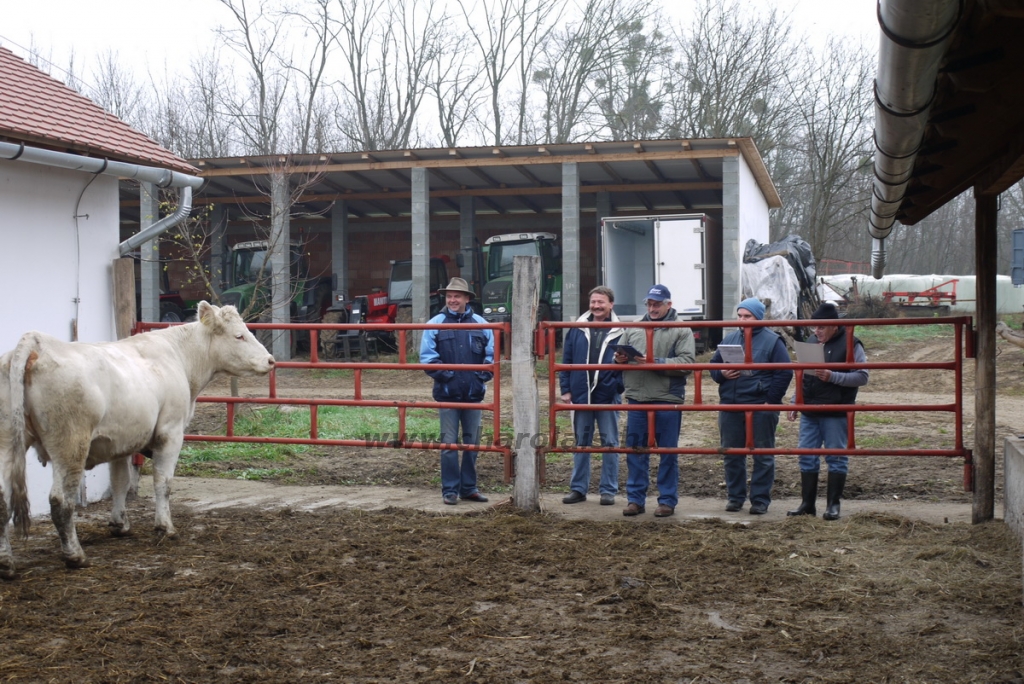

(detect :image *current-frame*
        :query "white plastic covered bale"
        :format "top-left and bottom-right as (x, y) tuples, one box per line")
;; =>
(742, 256), (800, 320)
(818, 274), (1024, 315)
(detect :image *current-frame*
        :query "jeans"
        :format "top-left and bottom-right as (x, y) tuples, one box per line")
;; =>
(797, 413), (850, 474)
(569, 403), (620, 496)
(439, 407), (483, 497)
(624, 400), (682, 508)
(719, 409), (778, 506)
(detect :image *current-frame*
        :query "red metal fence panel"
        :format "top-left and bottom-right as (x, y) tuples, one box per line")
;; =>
(541, 317), (972, 489)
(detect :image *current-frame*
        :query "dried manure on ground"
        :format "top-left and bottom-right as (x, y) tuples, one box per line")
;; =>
(0, 504), (1021, 682)
(2, 321), (1023, 681)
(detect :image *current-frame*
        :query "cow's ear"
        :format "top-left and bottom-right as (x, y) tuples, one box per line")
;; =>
(198, 301), (215, 325)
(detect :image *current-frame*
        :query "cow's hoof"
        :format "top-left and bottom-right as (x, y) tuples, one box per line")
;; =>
(108, 523), (132, 537)
(154, 526), (178, 540)
(0, 565), (17, 581)
(63, 557), (91, 570)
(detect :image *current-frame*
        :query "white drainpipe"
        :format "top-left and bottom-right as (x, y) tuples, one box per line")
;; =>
(0, 141), (203, 255)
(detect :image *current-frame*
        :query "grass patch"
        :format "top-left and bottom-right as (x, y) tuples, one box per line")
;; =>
(856, 322), (954, 348)
(856, 435), (923, 449)
(856, 413), (896, 426)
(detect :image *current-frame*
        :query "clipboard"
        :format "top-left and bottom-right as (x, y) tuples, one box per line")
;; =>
(612, 344), (644, 359)
(716, 344), (751, 375)
(793, 340), (825, 364)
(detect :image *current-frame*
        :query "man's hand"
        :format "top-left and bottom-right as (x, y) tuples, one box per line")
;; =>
(787, 410), (798, 422)
(613, 351), (629, 364)
(721, 368), (742, 380)
(813, 368), (832, 382)
(560, 392), (572, 404)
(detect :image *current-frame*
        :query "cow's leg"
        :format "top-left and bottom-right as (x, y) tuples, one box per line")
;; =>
(151, 438), (183, 538)
(49, 457), (88, 569)
(108, 456), (132, 536)
(0, 486), (13, 580)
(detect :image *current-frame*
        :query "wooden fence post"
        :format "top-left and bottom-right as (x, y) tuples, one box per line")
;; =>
(113, 257), (142, 499)
(512, 255), (541, 512)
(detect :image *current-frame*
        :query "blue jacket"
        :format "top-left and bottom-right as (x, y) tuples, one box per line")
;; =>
(559, 311), (624, 404)
(710, 327), (793, 405)
(420, 308), (495, 403)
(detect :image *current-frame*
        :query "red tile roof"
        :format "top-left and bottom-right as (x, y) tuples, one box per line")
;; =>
(0, 46), (196, 175)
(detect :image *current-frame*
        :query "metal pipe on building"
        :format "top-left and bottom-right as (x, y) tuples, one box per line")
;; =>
(0, 141), (203, 256)
(869, 0), (961, 278)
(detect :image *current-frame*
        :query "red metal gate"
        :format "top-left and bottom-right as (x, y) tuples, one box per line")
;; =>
(540, 316), (974, 489)
(134, 320), (514, 478)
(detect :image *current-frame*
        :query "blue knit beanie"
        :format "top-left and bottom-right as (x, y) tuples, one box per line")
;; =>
(737, 297), (765, 320)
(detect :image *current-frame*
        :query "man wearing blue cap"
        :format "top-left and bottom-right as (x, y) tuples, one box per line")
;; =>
(614, 284), (695, 518)
(709, 298), (793, 514)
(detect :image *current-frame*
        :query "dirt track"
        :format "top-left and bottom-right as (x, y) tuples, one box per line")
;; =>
(1, 327), (1022, 682)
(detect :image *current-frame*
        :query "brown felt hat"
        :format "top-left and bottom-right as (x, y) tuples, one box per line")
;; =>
(438, 277), (476, 298)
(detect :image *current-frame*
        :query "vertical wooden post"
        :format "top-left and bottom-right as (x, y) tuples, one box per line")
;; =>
(512, 255), (541, 512)
(974, 189), (997, 523)
(113, 257), (141, 498)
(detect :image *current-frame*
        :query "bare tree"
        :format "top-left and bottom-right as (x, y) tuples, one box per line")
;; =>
(531, 0), (659, 143)
(457, 0), (559, 145)
(664, 0), (797, 156)
(593, 14), (672, 141)
(90, 51), (145, 127)
(332, 0), (443, 150)
(217, 0), (291, 155)
(283, 0), (341, 154)
(772, 39), (874, 259)
(426, 23), (487, 146)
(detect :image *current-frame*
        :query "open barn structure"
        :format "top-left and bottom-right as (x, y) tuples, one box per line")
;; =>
(118, 138), (780, 360)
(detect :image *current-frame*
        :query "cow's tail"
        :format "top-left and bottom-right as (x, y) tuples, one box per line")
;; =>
(8, 333), (39, 536)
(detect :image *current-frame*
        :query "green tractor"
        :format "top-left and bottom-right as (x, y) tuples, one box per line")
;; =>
(219, 240), (332, 351)
(479, 232), (562, 324)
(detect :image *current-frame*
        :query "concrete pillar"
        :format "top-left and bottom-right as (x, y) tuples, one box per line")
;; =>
(561, 162), (580, 321)
(270, 171), (291, 361)
(721, 156), (742, 326)
(460, 196), (476, 287)
(331, 201), (349, 302)
(209, 203), (227, 298)
(595, 191), (611, 290)
(411, 168), (430, 345)
(139, 182), (160, 322)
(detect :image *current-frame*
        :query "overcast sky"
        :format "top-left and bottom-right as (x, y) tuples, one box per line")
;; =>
(1, 0), (880, 90)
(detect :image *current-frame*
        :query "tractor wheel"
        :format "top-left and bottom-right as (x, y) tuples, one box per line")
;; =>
(160, 302), (184, 323)
(320, 309), (348, 359)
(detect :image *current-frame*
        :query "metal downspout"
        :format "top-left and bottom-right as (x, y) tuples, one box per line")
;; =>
(0, 141), (203, 255)
(869, 0), (961, 278)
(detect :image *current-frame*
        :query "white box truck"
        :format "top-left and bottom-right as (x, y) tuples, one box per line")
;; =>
(600, 214), (722, 350)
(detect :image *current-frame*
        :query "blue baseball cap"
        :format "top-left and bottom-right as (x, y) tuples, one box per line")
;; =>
(645, 284), (671, 302)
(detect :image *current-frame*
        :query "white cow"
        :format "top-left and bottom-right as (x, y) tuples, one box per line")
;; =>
(0, 301), (274, 577)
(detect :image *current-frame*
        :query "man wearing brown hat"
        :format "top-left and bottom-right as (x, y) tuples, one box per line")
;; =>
(420, 277), (495, 505)
(786, 301), (869, 520)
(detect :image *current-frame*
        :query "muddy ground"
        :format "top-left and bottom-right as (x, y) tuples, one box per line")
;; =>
(1, 323), (1023, 682)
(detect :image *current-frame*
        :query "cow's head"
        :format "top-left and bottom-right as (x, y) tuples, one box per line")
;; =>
(198, 301), (276, 376)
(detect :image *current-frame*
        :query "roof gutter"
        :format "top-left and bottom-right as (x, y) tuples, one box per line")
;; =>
(0, 141), (203, 256)
(869, 0), (961, 278)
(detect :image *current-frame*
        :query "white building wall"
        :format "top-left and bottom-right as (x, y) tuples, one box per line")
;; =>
(0, 161), (116, 515)
(737, 152), (770, 248)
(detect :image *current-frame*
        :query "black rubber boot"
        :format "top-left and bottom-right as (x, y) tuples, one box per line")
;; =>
(823, 471), (846, 521)
(787, 471), (818, 517)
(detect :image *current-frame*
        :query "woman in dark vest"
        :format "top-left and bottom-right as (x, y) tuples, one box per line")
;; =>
(786, 302), (869, 520)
